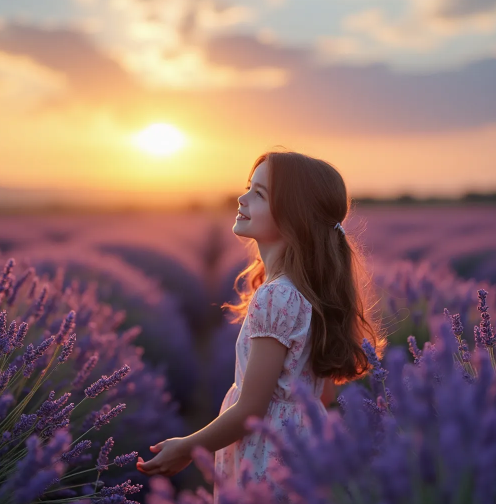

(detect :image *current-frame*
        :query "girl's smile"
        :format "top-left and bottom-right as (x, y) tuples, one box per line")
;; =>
(236, 211), (250, 220)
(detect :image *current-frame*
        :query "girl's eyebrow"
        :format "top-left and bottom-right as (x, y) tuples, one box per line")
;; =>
(249, 181), (268, 192)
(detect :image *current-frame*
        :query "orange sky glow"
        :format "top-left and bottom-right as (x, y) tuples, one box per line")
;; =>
(1, 1), (495, 208)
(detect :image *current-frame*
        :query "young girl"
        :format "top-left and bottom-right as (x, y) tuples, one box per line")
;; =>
(136, 150), (387, 502)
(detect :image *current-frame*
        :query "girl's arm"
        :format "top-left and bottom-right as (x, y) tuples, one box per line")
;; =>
(181, 337), (288, 457)
(320, 377), (336, 408)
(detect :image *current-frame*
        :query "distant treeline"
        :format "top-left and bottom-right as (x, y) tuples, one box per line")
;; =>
(0, 191), (495, 215)
(352, 191), (496, 206)
(221, 191), (496, 210)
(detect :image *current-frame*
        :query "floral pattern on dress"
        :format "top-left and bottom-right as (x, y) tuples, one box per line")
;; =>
(213, 276), (328, 503)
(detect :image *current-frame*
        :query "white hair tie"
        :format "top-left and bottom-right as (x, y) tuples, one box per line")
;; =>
(334, 222), (345, 236)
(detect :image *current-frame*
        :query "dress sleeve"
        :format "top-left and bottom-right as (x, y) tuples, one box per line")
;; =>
(248, 283), (312, 349)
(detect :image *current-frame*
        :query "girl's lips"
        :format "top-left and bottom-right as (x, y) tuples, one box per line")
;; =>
(236, 212), (250, 220)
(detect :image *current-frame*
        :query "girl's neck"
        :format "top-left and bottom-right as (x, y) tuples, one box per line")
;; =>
(264, 273), (286, 284)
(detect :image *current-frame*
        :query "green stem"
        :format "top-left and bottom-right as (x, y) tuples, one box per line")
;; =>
(0, 345), (62, 433)
(35, 493), (97, 503)
(43, 482), (96, 495)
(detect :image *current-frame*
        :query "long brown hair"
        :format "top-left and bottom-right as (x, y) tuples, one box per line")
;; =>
(221, 150), (388, 386)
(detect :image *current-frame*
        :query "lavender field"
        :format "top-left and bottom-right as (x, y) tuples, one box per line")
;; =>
(1, 202), (495, 503)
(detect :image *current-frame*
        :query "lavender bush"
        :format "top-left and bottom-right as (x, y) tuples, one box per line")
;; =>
(141, 286), (496, 504)
(0, 257), (187, 503)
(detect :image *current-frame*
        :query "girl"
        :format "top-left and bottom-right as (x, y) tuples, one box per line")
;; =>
(136, 150), (387, 502)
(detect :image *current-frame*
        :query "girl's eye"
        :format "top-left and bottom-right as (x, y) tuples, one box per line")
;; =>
(244, 186), (263, 198)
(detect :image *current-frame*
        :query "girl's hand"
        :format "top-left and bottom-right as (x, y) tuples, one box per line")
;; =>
(136, 437), (193, 477)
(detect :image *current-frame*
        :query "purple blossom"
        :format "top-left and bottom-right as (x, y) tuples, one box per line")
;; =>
(58, 333), (76, 363)
(94, 403), (126, 431)
(362, 337), (388, 382)
(474, 325), (483, 348)
(22, 335), (55, 378)
(60, 439), (92, 463)
(0, 364), (17, 394)
(13, 413), (38, 439)
(13, 322), (29, 349)
(444, 307), (463, 335)
(97, 479), (143, 499)
(0, 320), (17, 356)
(336, 394), (347, 414)
(72, 352), (99, 389)
(81, 404), (111, 434)
(97, 436), (115, 472)
(477, 289), (495, 347)
(114, 451), (138, 467)
(7, 267), (34, 306)
(0, 430), (70, 504)
(35, 391), (71, 423)
(0, 258), (15, 298)
(0, 310), (7, 333)
(84, 364), (131, 399)
(27, 276), (38, 299)
(407, 335), (422, 364)
(32, 285), (49, 321)
(39, 403), (75, 440)
(54, 310), (76, 345)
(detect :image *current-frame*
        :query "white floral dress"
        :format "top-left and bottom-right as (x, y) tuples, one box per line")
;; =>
(213, 275), (327, 502)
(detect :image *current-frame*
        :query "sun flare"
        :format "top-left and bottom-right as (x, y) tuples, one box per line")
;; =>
(132, 123), (186, 156)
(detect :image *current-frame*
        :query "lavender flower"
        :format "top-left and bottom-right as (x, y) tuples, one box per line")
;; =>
(22, 335), (55, 378)
(336, 394), (347, 414)
(58, 333), (76, 363)
(39, 403), (75, 440)
(13, 413), (38, 439)
(97, 437), (115, 472)
(54, 310), (76, 345)
(27, 276), (38, 299)
(114, 451), (138, 467)
(0, 364), (17, 394)
(72, 352), (99, 389)
(445, 308), (464, 337)
(94, 403), (126, 430)
(35, 391), (71, 422)
(13, 321), (29, 349)
(362, 337), (388, 382)
(407, 335), (422, 364)
(81, 404), (111, 434)
(6, 266), (34, 306)
(84, 364), (131, 399)
(0, 320), (17, 356)
(477, 289), (495, 347)
(97, 479), (143, 498)
(32, 285), (49, 321)
(0, 310), (7, 333)
(0, 258), (15, 298)
(0, 430), (70, 504)
(60, 439), (92, 463)
(474, 325), (483, 348)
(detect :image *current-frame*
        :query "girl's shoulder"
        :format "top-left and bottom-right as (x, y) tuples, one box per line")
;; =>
(256, 275), (311, 309)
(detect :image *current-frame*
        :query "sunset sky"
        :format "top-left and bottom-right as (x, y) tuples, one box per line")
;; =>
(1, 0), (496, 207)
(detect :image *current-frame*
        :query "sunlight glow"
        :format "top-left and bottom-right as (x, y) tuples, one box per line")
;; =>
(132, 123), (186, 156)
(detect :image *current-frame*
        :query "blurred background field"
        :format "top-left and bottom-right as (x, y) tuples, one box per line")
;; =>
(1, 201), (495, 497)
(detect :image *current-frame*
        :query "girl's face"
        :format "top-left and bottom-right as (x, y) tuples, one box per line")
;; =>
(233, 160), (282, 243)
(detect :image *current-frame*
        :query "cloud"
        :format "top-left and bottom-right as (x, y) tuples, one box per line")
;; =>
(0, 22), (141, 105)
(341, 0), (496, 56)
(0, 51), (68, 112)
(0, 21), (495, 136)
(434, 0), (496, 18)
(203, 33), (311, 69)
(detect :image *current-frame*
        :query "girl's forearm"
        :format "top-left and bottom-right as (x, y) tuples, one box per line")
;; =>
(180, 402), (254, 457)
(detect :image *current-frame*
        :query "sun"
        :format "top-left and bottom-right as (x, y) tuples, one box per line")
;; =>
(132, 123), (186, 156)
